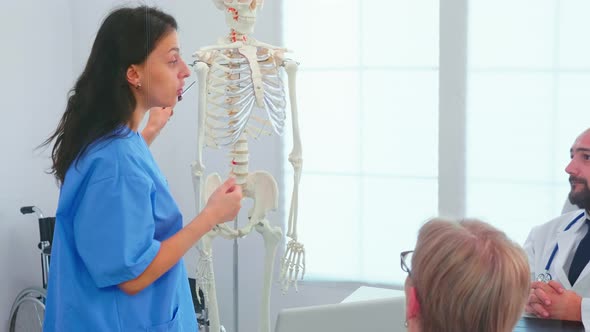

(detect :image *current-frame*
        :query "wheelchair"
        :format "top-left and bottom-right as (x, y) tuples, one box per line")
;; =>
(8, 206), (55, 332)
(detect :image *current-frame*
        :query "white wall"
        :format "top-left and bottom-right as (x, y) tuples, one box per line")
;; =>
(0, 0), (73, 327)
(1, 1), (355, 331)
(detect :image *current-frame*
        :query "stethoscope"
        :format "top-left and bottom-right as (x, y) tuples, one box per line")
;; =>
(536, 211), (585, 283)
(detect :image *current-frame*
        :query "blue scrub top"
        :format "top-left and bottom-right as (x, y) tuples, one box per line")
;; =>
(43, 128), (197, 332)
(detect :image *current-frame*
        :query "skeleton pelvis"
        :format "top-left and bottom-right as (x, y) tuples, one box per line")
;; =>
(203, 171), (278, 236)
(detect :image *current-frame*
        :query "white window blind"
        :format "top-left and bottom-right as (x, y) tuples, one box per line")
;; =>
(282, 0), (439, 285)
(466, 0), (590, 244)
(282, 0), (590, 286)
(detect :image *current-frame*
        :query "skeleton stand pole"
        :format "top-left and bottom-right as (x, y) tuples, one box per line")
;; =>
(233, 216), (239, 332)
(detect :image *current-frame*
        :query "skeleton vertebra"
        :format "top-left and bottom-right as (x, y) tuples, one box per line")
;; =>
(191, 1), (304, 331)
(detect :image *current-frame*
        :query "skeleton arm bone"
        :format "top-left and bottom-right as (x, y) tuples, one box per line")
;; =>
(283, 59), (303, 240)
(279, 59), (305, 293)
(190, 61), (210, 215)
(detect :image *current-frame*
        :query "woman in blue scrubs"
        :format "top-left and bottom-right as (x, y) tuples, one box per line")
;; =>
(40, 6), (243, 331)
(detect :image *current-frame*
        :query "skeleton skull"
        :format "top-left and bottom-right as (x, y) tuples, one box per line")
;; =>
(212, 0), (263, 35)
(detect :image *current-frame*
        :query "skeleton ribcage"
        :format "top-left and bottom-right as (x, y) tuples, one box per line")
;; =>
(204, 49), (286, 148)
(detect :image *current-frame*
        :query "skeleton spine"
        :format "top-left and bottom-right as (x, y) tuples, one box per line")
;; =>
(231, 136), (249, 187)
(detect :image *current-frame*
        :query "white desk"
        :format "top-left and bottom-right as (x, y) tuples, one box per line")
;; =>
(342, 286), (405, 303)
(275, 286), (406, 332)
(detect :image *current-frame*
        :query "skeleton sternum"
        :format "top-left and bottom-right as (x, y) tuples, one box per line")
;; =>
(230, 135), (249, 188)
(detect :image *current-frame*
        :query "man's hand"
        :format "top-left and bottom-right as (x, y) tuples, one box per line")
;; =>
(526, 281), (582, 321)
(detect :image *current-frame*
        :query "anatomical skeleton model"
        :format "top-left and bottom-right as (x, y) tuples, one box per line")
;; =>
(190, 0), (304, 331)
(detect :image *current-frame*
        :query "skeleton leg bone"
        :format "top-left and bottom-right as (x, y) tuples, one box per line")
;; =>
(195, 173), (239, 332)
(243, 171), (281, 332)
(255, 219), (282, 332)
(195, 232), (222, 330)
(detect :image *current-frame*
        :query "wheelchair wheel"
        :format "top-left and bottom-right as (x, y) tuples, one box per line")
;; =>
(8, 288), (46, 332)
(9, 287), (46, 312)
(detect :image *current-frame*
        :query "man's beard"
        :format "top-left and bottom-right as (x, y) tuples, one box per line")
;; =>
(568, 176), (590, 210)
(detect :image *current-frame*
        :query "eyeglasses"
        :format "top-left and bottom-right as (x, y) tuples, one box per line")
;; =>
(400, 250), (414, 277)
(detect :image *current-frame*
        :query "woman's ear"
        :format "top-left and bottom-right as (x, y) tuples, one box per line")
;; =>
(126, 64), (141, 88)
(406, 286), (421, 320)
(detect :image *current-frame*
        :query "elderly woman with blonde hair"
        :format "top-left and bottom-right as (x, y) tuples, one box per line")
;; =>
(402, 218), (530, 332)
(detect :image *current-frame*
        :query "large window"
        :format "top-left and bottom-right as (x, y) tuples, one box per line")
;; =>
(282, 0), (439, 285)
(466, 0), (590, 244)
(282, 0), (590, 286)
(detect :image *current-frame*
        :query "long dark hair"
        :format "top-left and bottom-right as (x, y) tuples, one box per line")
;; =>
(41, 6), (177, 184)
